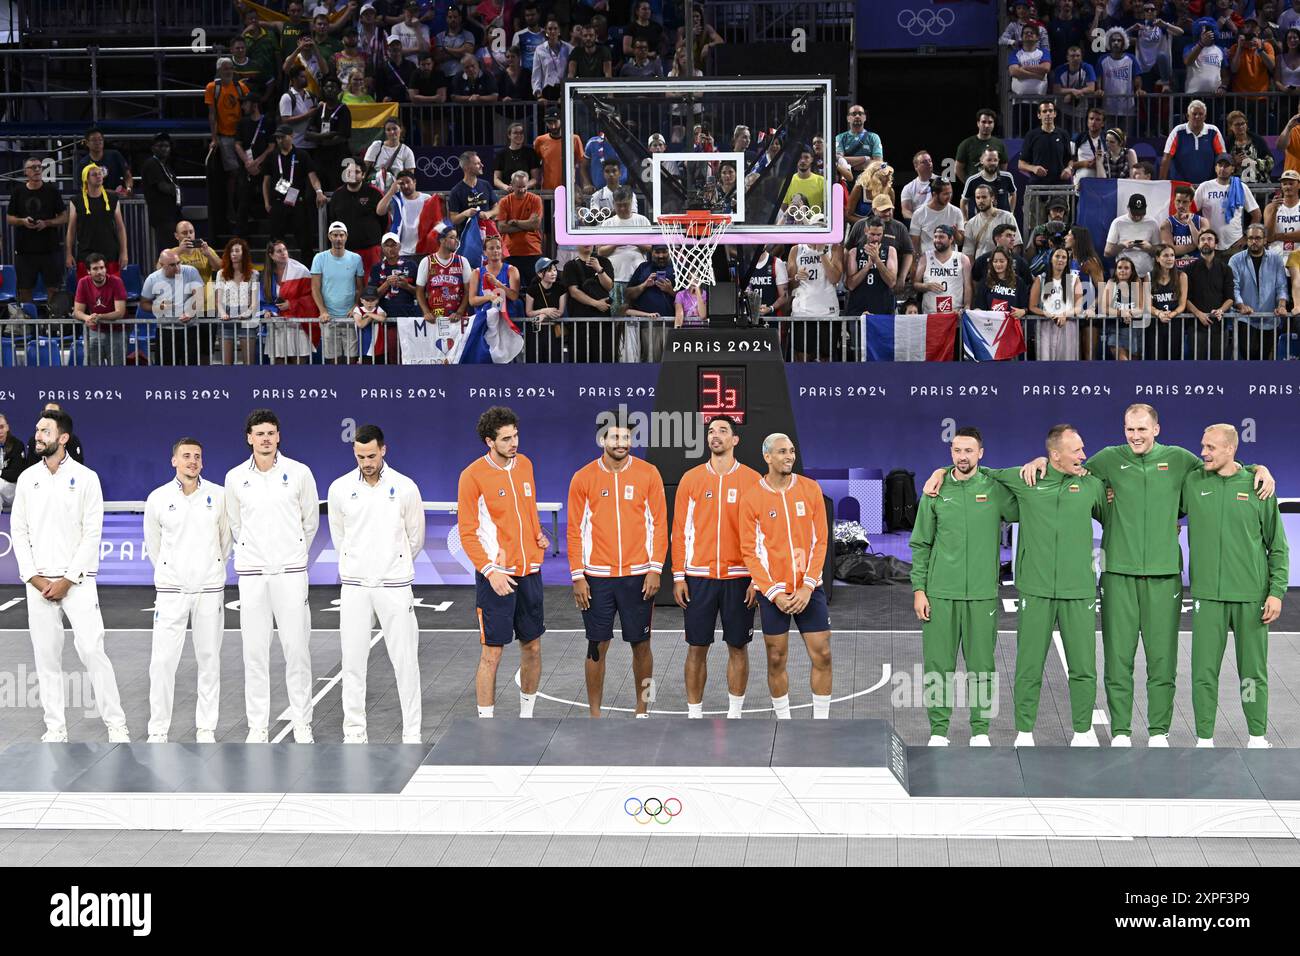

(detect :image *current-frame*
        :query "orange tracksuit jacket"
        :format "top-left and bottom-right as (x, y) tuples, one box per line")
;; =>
(567, 456), (668, 580)
(671, 460), (762, 581)
(739, 474), (828, 601)
(457, 453), (545, 577)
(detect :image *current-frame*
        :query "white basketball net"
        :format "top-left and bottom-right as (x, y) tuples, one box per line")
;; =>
(656, 215), (732, 290)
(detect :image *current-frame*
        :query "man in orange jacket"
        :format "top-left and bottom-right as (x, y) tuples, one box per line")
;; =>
(457, 406), (550, 719)
(568, 416), (668, 717)
(672, 415), (761, 719)
(739, 433), (833, 718)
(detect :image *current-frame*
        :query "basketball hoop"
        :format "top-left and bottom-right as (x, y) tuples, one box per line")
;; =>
(656, 211), (732, 290)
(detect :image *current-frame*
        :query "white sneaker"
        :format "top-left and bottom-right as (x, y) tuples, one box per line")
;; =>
(1111, 734), (1131, 748)
(293, 723), (314, 744)
(1014, 731), (1035, 747)
(1148, 734), (1169, 748)
(245, 727), (269, 743)
(195, 729), (215, 744)
(107, 725), (131, 744)
(1070, 729), (1099, 747)
(147, 733), (167, 744)
(969, 734), (991, 747)
(634, 713), (649, 719)
(1247, 735), (1272, 749)
(343, 733), (368, 744)
(40, 729), (68, 744)
(1196, 737), (1215, 748)
(927, 734), (950, 747)
(402, 734), (423, 745)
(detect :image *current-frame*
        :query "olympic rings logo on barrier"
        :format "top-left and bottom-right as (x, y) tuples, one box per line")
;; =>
(896, 8), (956, 37)
(414, 156), (462, 178)
(624, 796), (683, 824)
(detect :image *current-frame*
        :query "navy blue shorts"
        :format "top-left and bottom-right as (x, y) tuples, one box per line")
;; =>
(476, 571), (545, 647)
(683, 577), (754, 647)
(582, 575), (654, 644)
(757, 586), (830, 637)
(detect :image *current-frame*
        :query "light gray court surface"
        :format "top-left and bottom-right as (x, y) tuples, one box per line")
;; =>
(1, 584), (1298, 865)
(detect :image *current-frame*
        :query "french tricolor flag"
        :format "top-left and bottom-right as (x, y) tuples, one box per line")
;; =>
(863, 313), (957, 361)
(1076, 177), (1191, 247)
(961, 309), (1025, 361)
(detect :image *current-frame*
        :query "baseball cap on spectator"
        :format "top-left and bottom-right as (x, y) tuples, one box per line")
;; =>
(388, 36), (404, 47)
(1127, 194), (1146, 212)
(361, 285), (380, 300)
(381, 232), (401, 245)
(933, 224), (956, 238)
(360, 3), (375, 11)
(535, 257), (556, 272)
(1215, 152), (1234, 165)
(153, 132), (171, 143)
(274, 124), (294, 136)
(651, 243), (668, 251)
(870, 194), (894, 211)
(1048, 200), (1067, 213)
(1282, 170), (1300, 183)
(328, 221), (349, 234)
(545, 105), (560, 119)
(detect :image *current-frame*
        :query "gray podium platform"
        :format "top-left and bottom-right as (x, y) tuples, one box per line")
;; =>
(1, 719), (1298, 837)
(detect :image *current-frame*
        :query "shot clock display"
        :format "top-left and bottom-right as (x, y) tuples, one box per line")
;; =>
(698, 366), (746, 424)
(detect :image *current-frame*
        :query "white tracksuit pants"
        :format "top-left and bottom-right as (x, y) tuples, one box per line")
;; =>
(25, 580), (126, 735)
(148, 590), (225, 736)
(340, 584), (422, 738)
(238, 571), (313, 730)
(0, 479), (16, 512)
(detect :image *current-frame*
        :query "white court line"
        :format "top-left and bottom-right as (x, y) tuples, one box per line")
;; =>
(512, 663), (893, 715)
(4, 628), (1300, 635)
(269, 630), (384, 742)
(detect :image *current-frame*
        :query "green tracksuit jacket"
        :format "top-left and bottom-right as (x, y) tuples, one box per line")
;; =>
(986, 466), (1106, 598)
(1181, 466), (1289, 602)
(909, 468), (1018, 600)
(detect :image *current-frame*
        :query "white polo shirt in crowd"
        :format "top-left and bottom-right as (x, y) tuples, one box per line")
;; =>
(223, 452), (320, 575)
(10, 453), (102, 584)
(326, 463), (425, 588)
(1194, 178), (1261, 248)
(143, 477), (231, 594)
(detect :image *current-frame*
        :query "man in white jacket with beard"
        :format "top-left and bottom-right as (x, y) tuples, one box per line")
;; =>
(10, 409), (128, 743)
(143, 437), (232, 743)
(224, 409), (320, 743)
(326, 424), (425, 743)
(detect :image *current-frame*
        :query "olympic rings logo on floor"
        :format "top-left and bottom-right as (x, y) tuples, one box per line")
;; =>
(624, 796), (683, 824)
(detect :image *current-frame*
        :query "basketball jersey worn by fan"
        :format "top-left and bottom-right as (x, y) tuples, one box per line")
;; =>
(790, 245), (840, 316)
(567, 456), (668, 580)
(417, 251), (470, 315)
(739, 474), (828, 600)
(457, 453), (546, 577)
(672, 460), (761, 581)
(921, 249), (966, 314)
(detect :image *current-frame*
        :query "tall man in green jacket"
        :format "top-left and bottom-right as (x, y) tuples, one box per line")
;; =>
(1182, 424), (1288, 749)
(910, 426), (1019, 747)
(1018, 404), (1274, 748)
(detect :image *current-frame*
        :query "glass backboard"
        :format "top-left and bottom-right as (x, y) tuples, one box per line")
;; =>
(556, 77), (843, 246)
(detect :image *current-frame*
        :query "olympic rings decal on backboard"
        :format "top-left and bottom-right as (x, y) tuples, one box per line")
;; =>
(624, 796), (683, 824)
(896, 8), (956, 37)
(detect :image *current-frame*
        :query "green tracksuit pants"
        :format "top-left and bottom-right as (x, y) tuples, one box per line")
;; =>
(1191, 598), (1270, 739)
(1014, 596), (1098, 733)
(922, 598), (999, 736)
(1100, 572), (1182, 737)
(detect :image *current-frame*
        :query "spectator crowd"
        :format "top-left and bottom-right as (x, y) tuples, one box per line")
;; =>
(3, 0), (1300, 362)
